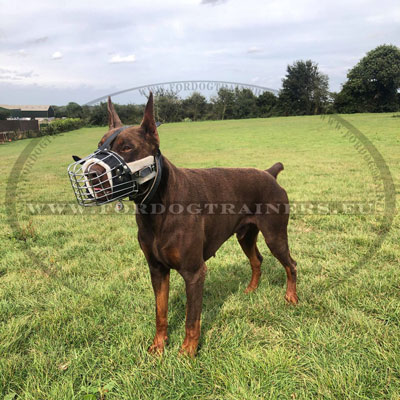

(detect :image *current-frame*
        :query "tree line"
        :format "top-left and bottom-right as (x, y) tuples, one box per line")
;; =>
(52, 44), (400, 124)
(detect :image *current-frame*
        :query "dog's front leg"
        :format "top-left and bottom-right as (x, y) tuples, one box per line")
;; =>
(148, 264), (170, 355)
(179, 263), (207, 357)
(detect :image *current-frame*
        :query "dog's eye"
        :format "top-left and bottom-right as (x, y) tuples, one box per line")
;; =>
(122, 145), (132, 152)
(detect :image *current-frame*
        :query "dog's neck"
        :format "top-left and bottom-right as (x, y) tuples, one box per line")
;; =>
(133, 153), (176, 208)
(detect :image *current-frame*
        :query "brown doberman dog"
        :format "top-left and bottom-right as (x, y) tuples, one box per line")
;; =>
(99, 93), (298, 357)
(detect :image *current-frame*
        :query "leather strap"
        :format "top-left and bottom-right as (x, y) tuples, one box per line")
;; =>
(99, 126), (130, 150)
(98, 126), (163, 205)
(136, 150), (163, 206)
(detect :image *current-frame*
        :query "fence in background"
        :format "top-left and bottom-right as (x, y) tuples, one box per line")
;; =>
(0, 120), (40, 142)
(0, 120), (39, 133)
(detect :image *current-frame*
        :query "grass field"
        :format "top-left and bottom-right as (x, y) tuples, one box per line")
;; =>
(1, 113), (399, 399)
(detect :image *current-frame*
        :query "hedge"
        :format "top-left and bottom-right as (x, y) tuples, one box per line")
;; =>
(40, 118), (84, 135)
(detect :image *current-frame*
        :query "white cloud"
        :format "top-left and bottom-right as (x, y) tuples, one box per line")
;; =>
(51, 51), (63, 60)
(108, 54), (136, 64)
(0, 0), (399, 103)
(27, 36), (48, 45)
(201, 0), (227, 5)
(0, 67), (35, 81)
(247, 46), (262, 54)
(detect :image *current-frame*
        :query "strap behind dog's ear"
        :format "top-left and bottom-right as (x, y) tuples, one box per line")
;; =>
(98, 126), (130, 150)
(72, 155), (81, 162)
(156, 122), (162, 127)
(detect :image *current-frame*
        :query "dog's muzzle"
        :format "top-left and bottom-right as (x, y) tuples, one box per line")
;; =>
(67, 126), (159, 206)
(68, 151), (157, 206)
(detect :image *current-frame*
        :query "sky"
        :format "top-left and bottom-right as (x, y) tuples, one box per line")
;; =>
(0, 0), (399, 105)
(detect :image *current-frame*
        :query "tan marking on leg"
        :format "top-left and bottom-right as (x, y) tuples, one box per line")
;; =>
(179, 319), (201, 358)
(239, 238), (262, 293)
(284, 265), (298, 305)
(148, 271), (170, 355)
(179, 264), (206, 358)
(245, 252), (262, 293)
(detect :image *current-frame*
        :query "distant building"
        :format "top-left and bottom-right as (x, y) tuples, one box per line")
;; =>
(0, 104), (55, 119)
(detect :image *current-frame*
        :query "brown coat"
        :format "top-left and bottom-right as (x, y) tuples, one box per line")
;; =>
(101, 93), (298, 357)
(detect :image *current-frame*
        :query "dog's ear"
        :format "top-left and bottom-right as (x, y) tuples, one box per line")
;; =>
(107, 96), (123, 130)
(141, 92), (160, 147)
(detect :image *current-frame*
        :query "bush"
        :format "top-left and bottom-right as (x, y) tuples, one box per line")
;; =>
(40, 118), (84, 135)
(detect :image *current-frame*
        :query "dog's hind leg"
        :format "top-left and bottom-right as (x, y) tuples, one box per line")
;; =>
(237, 224), (263, 293)
(260, 217), (298, 304)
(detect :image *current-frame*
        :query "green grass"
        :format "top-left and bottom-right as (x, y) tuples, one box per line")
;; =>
(1, 113), (399, 399)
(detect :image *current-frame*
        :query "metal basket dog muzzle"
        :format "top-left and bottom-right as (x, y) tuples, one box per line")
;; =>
(67, 126), (159, 206)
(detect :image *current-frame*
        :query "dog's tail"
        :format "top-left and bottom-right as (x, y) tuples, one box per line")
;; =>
(266, 162), (284, 179)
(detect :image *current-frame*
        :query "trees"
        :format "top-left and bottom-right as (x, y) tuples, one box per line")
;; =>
(212, 87), (265, 119)
(232, 88), (258, 119)
(256, 91), (278, 117)
(182, 92), (207, 121)
(335, 44), (400, 113)
(66, 102), (83, 118)
(211, 87), (235, 120)
(87, 102), (108, 126)
(114, 104), (143, 125)
(278, 60), (329, 115)
(154, 90), (183, 122)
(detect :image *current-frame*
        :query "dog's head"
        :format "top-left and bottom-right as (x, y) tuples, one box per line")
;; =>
(100, 92), (160, 161)
(84, 93), (160, 200)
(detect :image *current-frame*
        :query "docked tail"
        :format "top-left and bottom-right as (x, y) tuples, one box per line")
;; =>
(266, 162), (284, 179)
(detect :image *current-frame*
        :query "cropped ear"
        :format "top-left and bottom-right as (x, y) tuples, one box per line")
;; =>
(141, 92), (160, 146)
(107, 96), (123, 129)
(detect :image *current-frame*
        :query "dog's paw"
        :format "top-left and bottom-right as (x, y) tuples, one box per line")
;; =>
(285, 292), (298, 305)
(147, 344), (164, 355)
(244, 285), (258, 294)
(178, 344), (197, 358)
(147, 337), (167, 355)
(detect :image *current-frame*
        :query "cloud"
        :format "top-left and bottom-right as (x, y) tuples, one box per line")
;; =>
(26, 36), (48, 45)
(8, 49), (28, 57)
(247, 46), (262, 54)
(201, 0), (227, 5)
(0, 68), (35, 81)
(108, 54), (136, 64)
(0, 0), (399, 104)
(51, 51), (63, 60)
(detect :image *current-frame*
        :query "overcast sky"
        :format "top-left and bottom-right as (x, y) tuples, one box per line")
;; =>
(0, 0), (399, 105)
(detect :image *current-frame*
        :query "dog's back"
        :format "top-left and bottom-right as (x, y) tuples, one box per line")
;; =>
(154, 161), (290, 262)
